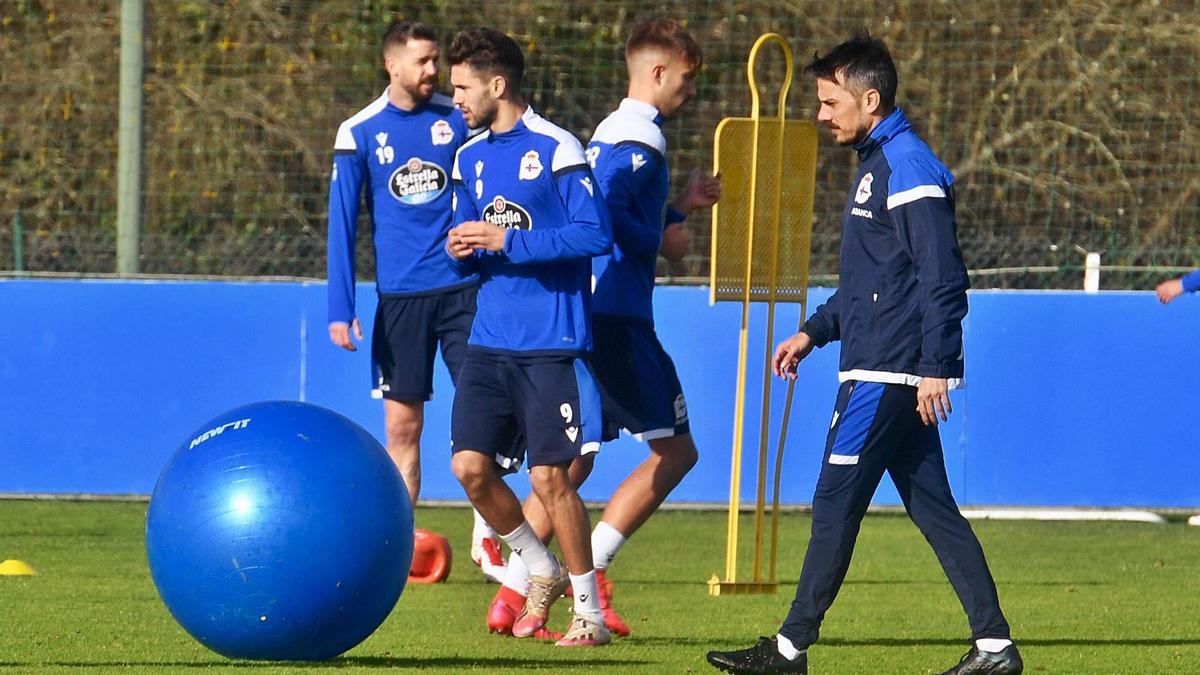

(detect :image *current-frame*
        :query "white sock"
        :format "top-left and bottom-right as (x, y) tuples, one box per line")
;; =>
(472, 508), (496, 545)
(976, 638), (1012, 653)
(501, 551), (530, 595)
(775, 634), (805, 660)
(591, 521), (627, 570)
(499, 522), (557, 578)
(570, 570), (604, 624)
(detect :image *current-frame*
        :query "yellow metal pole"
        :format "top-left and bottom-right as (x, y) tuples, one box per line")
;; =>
(724, 297), (752, 584)
(710, 33), (817, 596)
(746, 33), (794, 583)
(715, 112), (753, 581)
(765, 41), (797, 585)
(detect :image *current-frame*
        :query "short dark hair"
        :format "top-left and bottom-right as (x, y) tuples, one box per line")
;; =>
(626, 17), (703, 74)
(381, 20), (437, 57)
(447, 28), (525, 92)
(805, 36), (898, 109)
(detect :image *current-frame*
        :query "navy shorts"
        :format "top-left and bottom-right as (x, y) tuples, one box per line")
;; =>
(370, 284), (477, 402)
(451, 349), (603, 470)
(591, 317), (690, 442)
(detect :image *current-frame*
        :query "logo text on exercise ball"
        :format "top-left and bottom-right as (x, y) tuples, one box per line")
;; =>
(190, 419), (252, 450)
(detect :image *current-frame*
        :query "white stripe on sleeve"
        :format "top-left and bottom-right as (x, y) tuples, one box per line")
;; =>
(887, 184), (946, 210)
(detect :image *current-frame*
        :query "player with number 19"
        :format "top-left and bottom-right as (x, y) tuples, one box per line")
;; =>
(326, 20), (506, 584)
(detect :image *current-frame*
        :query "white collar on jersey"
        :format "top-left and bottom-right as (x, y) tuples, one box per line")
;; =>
(618, 98), (663, 124)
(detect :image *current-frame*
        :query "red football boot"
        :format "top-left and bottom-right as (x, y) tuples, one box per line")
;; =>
(595, 569), (631, 637)
(488, 585), (561, 639)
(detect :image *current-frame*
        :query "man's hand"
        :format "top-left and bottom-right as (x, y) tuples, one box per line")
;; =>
(916, 377), (951, 426)
(446, 227), (476, 260)
(1156, 278), (1185, 305)
(669, 169), (722, 214)
(772, 332), (815, 380)
(450, 221), (507, 253)
(660, 222), (690, 262)
(329, 319), (363, 352)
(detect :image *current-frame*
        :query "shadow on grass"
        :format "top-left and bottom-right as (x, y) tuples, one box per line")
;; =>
(617, 578), (1110, 588)
(626, 636), (730, 647)
(822, 637), (1200, 648)
(843, 579), (1110, 587)
(31, 656), (654, 669)
(616, 578), (800, 587)
(648, 636), (1200, 649)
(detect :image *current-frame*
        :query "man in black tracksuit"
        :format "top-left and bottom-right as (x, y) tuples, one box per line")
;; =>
(706, 37), (1022, 675)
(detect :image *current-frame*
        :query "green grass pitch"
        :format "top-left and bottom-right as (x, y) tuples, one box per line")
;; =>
(1, 500), (1198, 673)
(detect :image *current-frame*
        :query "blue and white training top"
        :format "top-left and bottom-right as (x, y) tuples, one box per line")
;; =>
(587, 98), (681, 324)
(801, 107), (971, 388)
(327, 88), (475, 325)
(449, 107), (612, 356)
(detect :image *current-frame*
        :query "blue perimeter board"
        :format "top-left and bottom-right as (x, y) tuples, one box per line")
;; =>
(1, 279), (1196, 508)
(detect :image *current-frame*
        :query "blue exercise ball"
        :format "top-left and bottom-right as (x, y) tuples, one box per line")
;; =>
(146, 401), (412, 661)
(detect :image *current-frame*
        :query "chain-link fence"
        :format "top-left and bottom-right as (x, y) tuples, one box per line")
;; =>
(3, 1), (1200, 288)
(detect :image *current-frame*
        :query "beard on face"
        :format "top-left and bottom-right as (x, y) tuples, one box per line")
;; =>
(401, 76), (435, 104)
(827, 113), (869, 146)
(467, 96), (498, 130)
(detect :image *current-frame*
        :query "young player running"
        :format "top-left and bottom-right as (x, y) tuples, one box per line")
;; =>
(444, 27), (614, 647)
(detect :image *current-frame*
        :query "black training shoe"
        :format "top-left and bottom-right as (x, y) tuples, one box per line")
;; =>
(941, 644), (1023, 675)
(706, 637), (807, 673)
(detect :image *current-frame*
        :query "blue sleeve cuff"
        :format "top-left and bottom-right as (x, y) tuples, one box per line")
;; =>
(502, 228), (516, 256)
(799, 322), (829, 348)
(665, 207), (687, 225)
(1181, 269), (1200, 293)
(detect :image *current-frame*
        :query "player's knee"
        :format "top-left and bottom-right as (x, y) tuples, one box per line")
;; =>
(451, 452), (488, 492)
(529, 464), (573, 503)
(676, 443), (699, 473)
(387, 419), (422, 447)
(385, 401), (423, 445)
(568, 454), (596, 488)
(650, 434), (699, 473)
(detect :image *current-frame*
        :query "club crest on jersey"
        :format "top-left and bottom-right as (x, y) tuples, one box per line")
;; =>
(388, 157), (448, 205)
(430, 119), (455, 145)
(482, 196), (533, 230)
(855, 172), (874, 204)
(519, 150), (543, 180)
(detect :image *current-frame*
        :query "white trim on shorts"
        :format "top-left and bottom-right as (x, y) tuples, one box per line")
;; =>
(631, 427), (677, 442)
(495, 453), (521, 470)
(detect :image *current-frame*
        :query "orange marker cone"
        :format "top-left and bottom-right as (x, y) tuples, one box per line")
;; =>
(407, 529), (452, 584)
